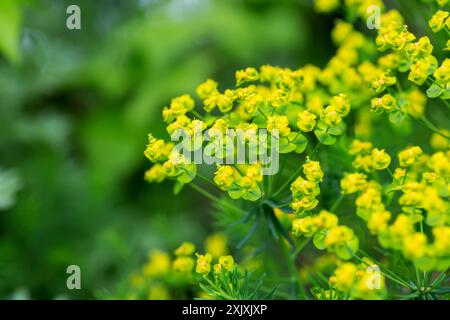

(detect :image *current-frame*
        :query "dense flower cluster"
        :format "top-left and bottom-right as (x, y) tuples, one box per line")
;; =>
(140, 0), (450, 300)
(327, 259), (386, 300)
(125, 235), (230, 299)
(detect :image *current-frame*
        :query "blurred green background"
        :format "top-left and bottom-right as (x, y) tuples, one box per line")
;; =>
(0, 0), (440, 299)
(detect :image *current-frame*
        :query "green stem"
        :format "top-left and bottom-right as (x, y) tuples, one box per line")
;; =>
(354, 254), (411, 289)
(357, 250), (412, 289)
(271, 167), (301, 198)
(419, 115), (450, 140)
(258, 109), (268, 120)
(278, 232), (302, 299)
(190, 109), (205, 120)
(330, 193), (344, 212)
(189, 183), (245, 214)
(291, 237), (311, 259)
(273, 155), (288, 190)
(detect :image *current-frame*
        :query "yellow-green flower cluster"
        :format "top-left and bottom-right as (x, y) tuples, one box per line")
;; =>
(341, 141), (450, 271)
(144, 134), (197, 184)
(213, 164), (263, 201)
(429, 10), (450, 33)
(290, 158), (324, 214)
(348, 139), (392, 172)
(292, 210), (360, 260)
(328, 259), (386, 300)
(195, 254), (236, 276)
(125, 235), (232, 300)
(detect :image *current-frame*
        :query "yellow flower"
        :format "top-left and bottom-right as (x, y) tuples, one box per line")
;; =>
(219, 90), (237, 113)
(267, 115), (291, 137)
(430, 130), (450, 150)
(314, 0), (340, 13)
(399, 181), (424, 207)
(349, 140), (373, 156)
(372, 148), (391, 170)
(236, 67), (259, 86)
(297, 110), (317, 132)
(422, 172), (439, 184)
(240, 93), (264, 116)
(398, 146), (423, 167)
(144, 164), (166, 183)
(166, 114), (191, 135)
(291, 197), (319, 213)
(246, 164), (263, 182)
(431, 226), (450, 255)
(393, 168), (406, 181)
(173, 256), (195, 273)
(218, 255), (235, 270)
(368, 210), (391, 234)
(340, 173), (368, 194)
(403, 233), (427, 260)
(196, 79), (218, 100)
(332, 263), (357, 292)
(142, 250), (171, 277)
(195, 253), (213, 275)
(205, 234), (228, 258)
(322, 106), (342, 126)
(408, 57), (437, 85)
(370, 94), (397, 113)
(355, 184), (384, 217)
(314, 210), (339, 229)
(428, 10), (449, 32)
(291, 176), (320, 197)
(370, 72), (396, 93)
(292, 216), (318, 237)
(330, 93), (351, 116)
(378, 53), (401, 70)
(433, 58), (450, 85)
(332, 20), (353, 45)
(427, 151), (450, 178)
(389, 214), (415, 240)
(174, 242), (196, 256)
(144, 134), (167, 162)
(405, 88), (427, 118)
(268, 89), (289, 108)
(352, 154), (373, 172)
(213, 166), (235, 191)
(162, 94), (195, 123)
(325, 226), (356, 247)
(303, 158), (324, 182)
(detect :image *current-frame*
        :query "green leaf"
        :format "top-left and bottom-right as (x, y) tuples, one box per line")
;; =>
(313, 229), (327, 250)
(356, 207), (371, 221)
(334, 237), (359, 260)
(414, 256), (436, 272)
(314, 128), (337, 145)
(177, 163), (197, 183)
(227, 184), (243, 199)
(279, 136), (296, 153)
(426, 83), (444, 98)
(441, 86), (450, 99)
(327, 122), (345, 136)
(173, 181), (185, 195)
(242, 186), (262, 201)
(388, 110), (406, 124)
(0, 0), (22, 64)
(288, 132), (308, 154)
(398, 59), (411, 73)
